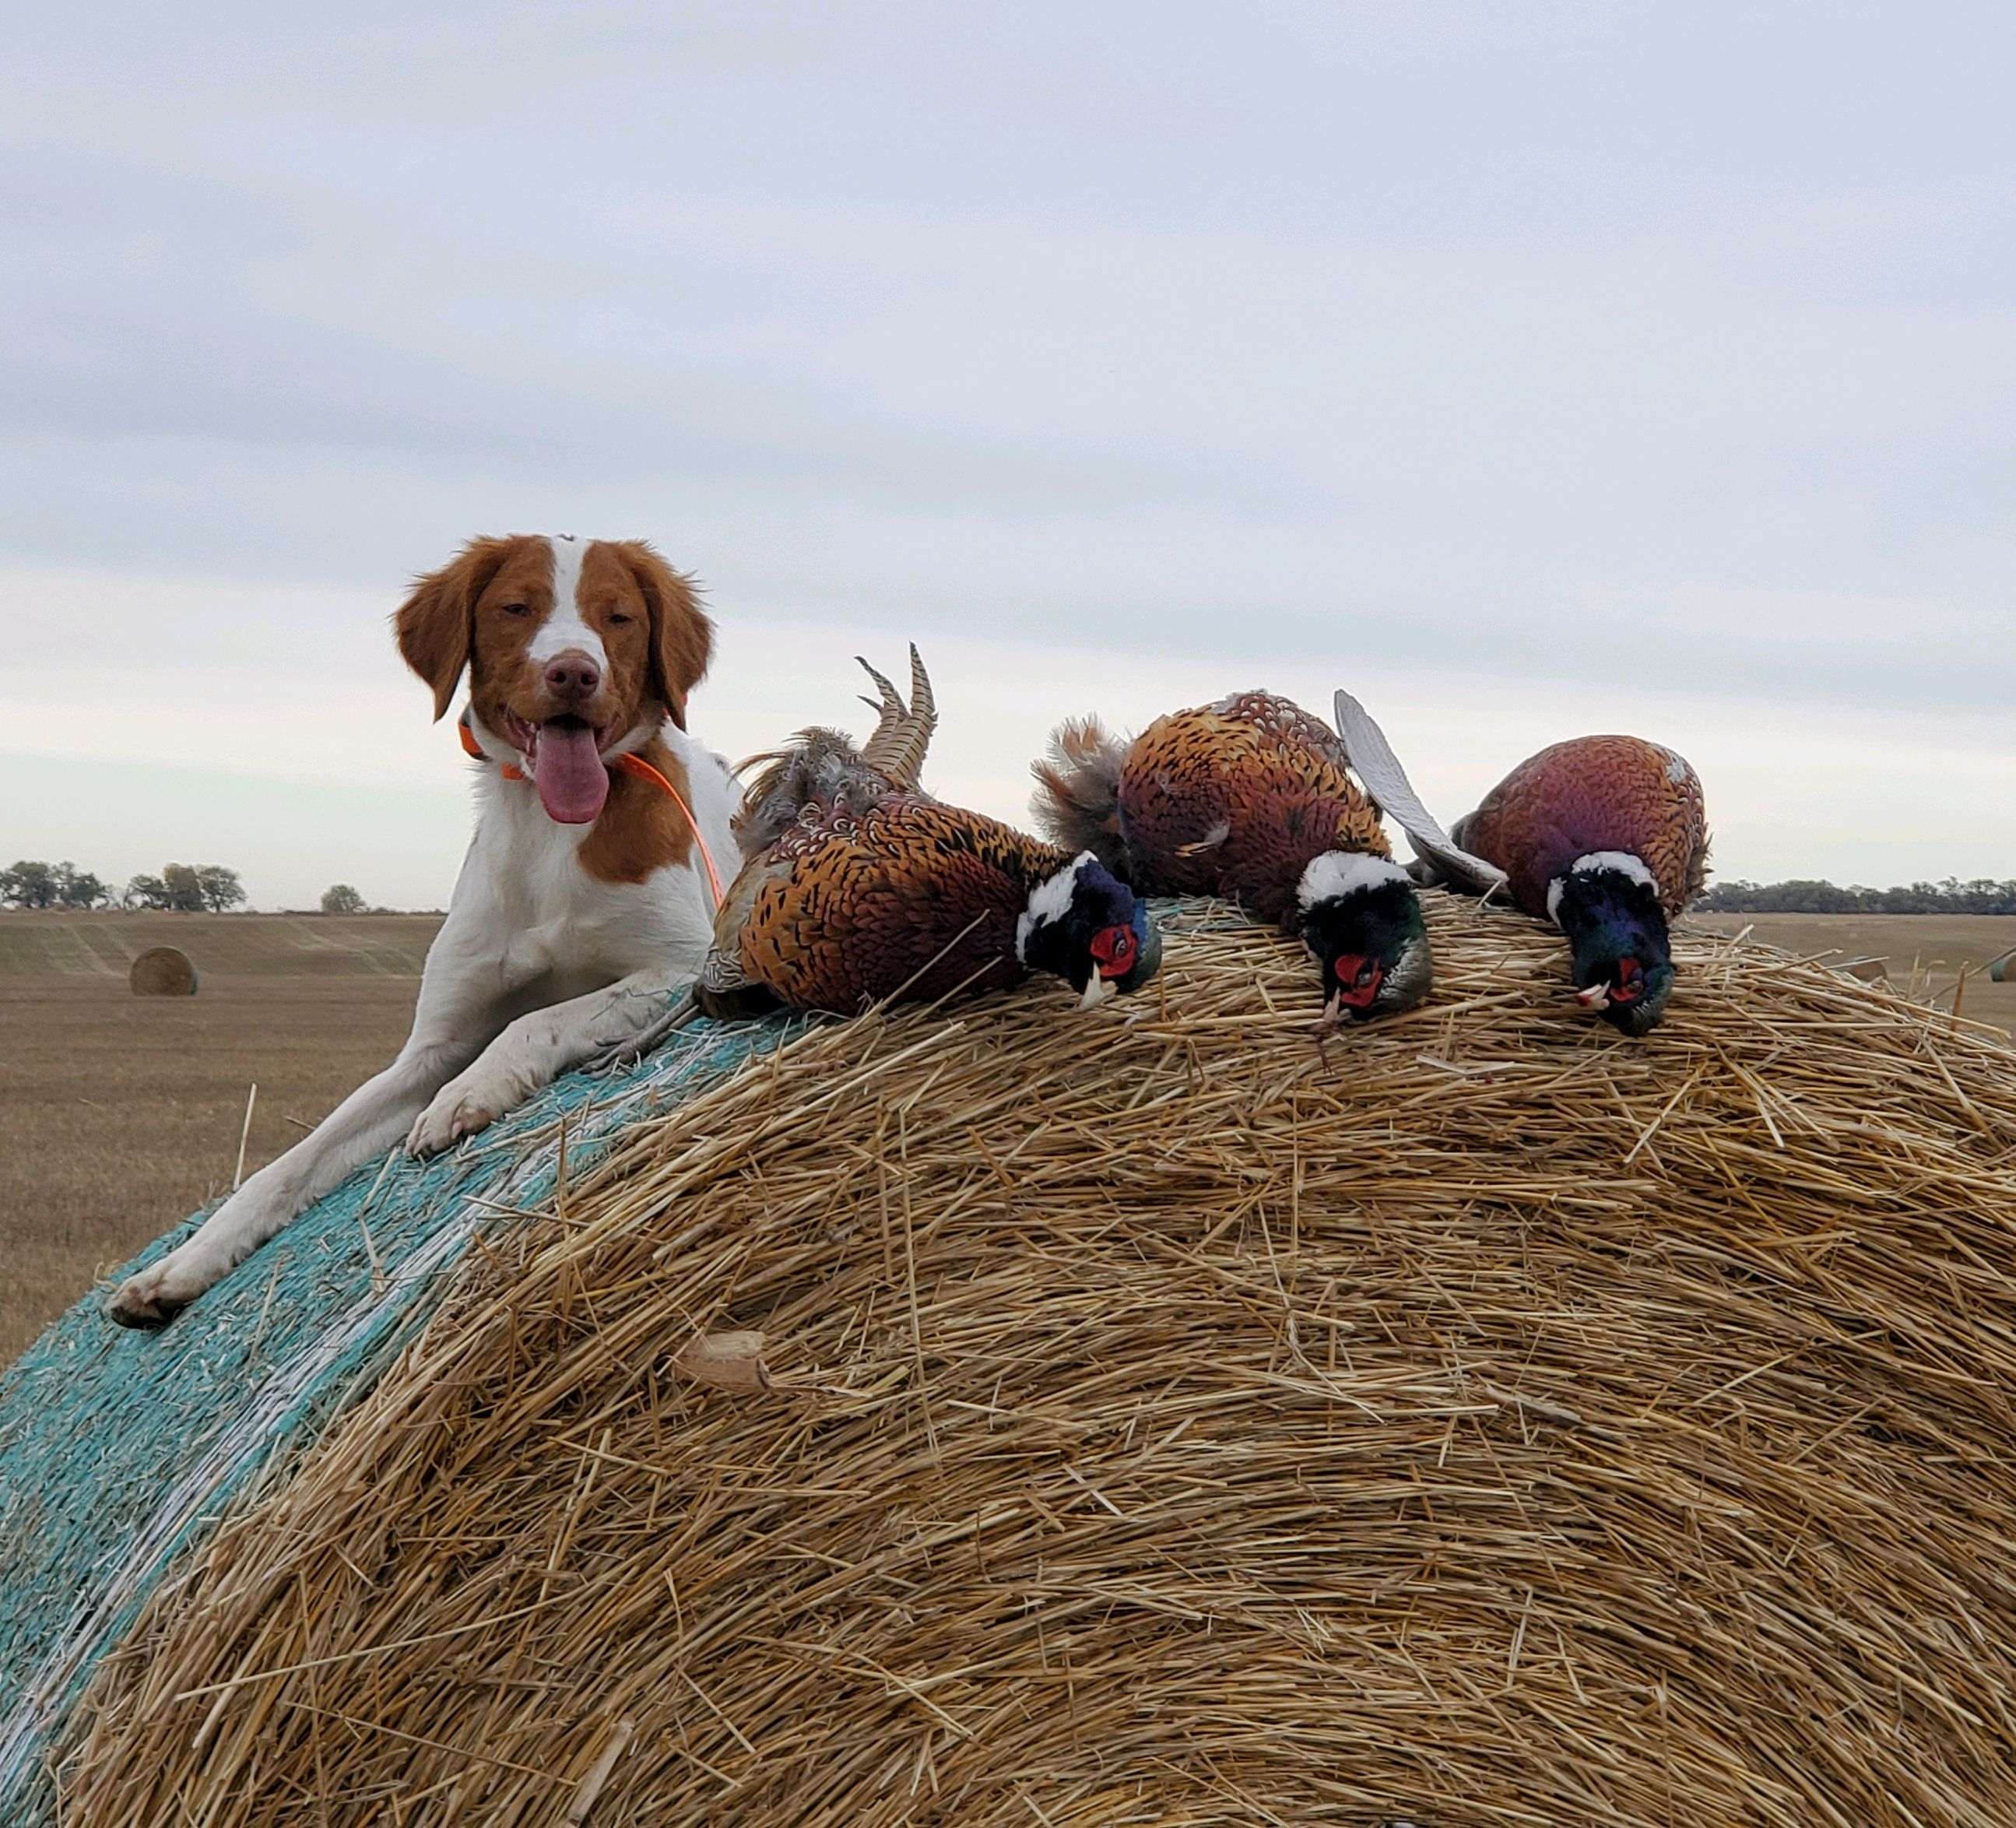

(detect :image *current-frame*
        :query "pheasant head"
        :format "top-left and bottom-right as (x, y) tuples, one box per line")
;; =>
(1295, 852), (1431, 1023)
(1547, 852), (1676, 1037)
(1016, 853), (1163, 1008)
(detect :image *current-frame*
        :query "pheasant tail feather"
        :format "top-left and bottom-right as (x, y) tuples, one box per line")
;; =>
(1029, 715), (1132, 877)
(857, 645), (937, 789)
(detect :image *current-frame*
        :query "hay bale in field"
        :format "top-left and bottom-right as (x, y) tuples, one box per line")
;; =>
(126, 947), (196, 997)
(44, 901), (2016, 1826)
(0, 1011), (788, 1828)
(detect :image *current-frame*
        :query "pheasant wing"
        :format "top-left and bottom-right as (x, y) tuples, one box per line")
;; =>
(692, 852), (790, 1020)
(587, 991), (698, 1074)
(1331, 688), (1507, 893)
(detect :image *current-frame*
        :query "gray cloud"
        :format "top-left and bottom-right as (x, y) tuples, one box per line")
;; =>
(0, 1), (2012, 732)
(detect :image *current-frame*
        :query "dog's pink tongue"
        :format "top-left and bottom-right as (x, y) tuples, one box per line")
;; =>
(532, 723), (609, 824)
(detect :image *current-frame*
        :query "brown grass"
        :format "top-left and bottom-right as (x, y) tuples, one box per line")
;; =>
(0, 914), (436, 1363)
(0, 910), (440, 981)
(1690, 912), (2016, 1034)
(61, 901), (2016, 1827)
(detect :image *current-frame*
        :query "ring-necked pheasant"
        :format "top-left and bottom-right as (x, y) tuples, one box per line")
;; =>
(695, 649), (1162, 1020)
(1031, 688), (1501, 1025)
(1435, 734), (1709, 1036)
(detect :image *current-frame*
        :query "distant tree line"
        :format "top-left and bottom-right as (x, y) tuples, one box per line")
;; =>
(0, 860), (114, 909)
(125, 865), (248, 912)
(2, 860), (246, 912)
(13, 853), (2009, 919)
(1698, 877), (2016, 915)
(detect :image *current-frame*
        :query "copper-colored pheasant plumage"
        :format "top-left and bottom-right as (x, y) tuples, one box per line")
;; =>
(726, 796), (1087, 1011)
(1031, 689), (1503, 1025)
(697, 652), (1160, 1020)
(1039, 691), (1391, 923)
(1452, 735), (1709, 921)
(1447, 733), (1710, 1037)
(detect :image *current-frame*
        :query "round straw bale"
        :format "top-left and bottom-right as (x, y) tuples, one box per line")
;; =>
(64, 899), (2016, 1827)
(126, 947), (197, 997)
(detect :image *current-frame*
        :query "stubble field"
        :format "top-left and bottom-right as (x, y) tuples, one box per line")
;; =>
(0, 909), (2008, 1366)
(1688, 912), (2016, 1032)
(0, 912), (440, 1364)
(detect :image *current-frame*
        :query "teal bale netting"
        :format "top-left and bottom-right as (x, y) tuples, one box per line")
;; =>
(0, 1008), (802, 1828)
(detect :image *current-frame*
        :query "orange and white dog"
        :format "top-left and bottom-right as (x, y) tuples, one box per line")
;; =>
(109, 533), (739, 1329)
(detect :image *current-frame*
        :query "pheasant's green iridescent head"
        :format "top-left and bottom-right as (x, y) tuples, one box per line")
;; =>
(1017, 854), (1163, 1007)
(1294, 852), (1431, 1022)
(1549, 852), (1676, 1038)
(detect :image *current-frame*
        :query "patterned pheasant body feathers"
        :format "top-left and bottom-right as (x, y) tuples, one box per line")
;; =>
(730, 796), (1082, 1014)
(1115, 691), (1391, 926)
(701, 650), (1161, 1020)
(1454, 735), (1709, 920)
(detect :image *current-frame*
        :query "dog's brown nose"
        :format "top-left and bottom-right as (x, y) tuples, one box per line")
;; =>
(543, 650), (602, 701)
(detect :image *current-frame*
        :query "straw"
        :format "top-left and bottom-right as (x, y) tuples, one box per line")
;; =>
(61, 896), (2016, 1827)
(231, 1084), (258, 1193)
(126, 947), (197, 997)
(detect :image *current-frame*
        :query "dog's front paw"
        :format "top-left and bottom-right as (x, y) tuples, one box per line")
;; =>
(107, 1249), (209, 1331)
(407, 1077), (507, 1157)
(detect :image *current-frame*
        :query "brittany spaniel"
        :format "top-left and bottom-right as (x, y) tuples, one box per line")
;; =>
(108, 534), (739, 1329)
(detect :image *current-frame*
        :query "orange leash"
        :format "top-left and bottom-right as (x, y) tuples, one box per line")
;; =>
(612, 751), (726, 908)
(459, 719), (725, 909)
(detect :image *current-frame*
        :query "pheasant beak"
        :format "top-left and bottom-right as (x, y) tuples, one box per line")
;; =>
(1579, 958), (1643, 1012)
(1078, 972), (1119, 1011)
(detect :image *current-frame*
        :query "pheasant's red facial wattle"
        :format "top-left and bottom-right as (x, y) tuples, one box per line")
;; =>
(1329, 954), (1385, 1009)
(1575, 957), (1645, 1011)
(1090, 923), (1138, 981)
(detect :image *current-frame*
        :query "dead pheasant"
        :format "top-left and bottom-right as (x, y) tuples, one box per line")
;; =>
(1436, 734), (1709, 1036)
(696, 649), (1161, 1020)
(1031, 688), (1501, 1025)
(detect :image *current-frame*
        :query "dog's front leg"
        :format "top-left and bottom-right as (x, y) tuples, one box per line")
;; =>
(407, 971), (690, 1155)
(105, 919), (522, 1331)
(104, 1039), (483, 1330)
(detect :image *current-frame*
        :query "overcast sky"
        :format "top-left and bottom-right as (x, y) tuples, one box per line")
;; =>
(3, 2), (2011, 909)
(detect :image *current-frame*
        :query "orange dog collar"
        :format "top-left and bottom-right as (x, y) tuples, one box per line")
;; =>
(458, 716), (725, 908)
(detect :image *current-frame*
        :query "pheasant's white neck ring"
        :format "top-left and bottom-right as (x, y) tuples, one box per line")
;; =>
(1298, 850), (1409, 909)
(1016, 851), (1098, 961)
(1546, 851), (1656, 926)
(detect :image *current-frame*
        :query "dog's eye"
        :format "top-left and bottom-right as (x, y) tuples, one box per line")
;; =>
(500, 603), (530, 618)
(607, 610), (633, 626)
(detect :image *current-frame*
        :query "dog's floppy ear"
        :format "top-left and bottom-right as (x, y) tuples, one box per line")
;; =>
(395, 536), (519, 722)
(610, 540), (713, 730)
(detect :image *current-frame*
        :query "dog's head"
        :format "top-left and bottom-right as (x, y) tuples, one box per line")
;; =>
(395, 534), (713, 823)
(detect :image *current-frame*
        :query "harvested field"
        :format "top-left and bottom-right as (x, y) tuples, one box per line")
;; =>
(0, 912), (439, 982)
(59, 901), (2016, 1827)
(0, 914), (438, 1363)
(1690, 912), (2016, 1034)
